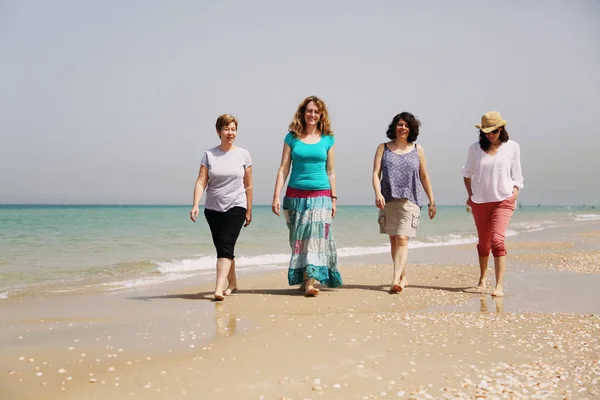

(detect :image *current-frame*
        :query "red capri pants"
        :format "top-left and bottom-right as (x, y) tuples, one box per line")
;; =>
(469, 197), (515, 257)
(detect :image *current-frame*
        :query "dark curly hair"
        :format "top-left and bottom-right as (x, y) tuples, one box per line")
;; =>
(479, 127), (509, 150)
(386, 112), (420, 142)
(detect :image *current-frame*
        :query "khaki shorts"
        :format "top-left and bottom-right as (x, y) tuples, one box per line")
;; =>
(378, 199), (421, 237)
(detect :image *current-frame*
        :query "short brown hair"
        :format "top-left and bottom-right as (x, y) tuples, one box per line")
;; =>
(215, 114), (238, 132)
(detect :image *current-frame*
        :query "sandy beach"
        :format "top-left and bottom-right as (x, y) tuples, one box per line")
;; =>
(2, 221), (600, 399)
(3, 0), (600, 398)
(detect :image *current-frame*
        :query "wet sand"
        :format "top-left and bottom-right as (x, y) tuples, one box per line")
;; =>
(1, 221), (600, 399)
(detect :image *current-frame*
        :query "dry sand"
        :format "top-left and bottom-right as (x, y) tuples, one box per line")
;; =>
(2, 225), (600, 399)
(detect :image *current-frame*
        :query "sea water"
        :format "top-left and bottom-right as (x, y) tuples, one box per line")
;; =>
(1, 204), (598, 299)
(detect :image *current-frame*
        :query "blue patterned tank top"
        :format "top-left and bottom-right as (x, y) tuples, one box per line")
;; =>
(380, 144), (424, 206)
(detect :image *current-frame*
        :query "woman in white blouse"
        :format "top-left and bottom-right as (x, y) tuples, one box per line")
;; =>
(463, 112), (524, 297)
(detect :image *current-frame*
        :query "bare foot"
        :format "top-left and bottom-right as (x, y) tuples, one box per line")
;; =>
(298, 279), (307, 292)
(491, 286), (504, 297)
(399, 277), (408, 290)
(214, 291), (225, 301)
(224, 286), (238, 296)
(476, 279), (487, 293)
(389, 284), (402, 294)
(305, 286), (320, 297)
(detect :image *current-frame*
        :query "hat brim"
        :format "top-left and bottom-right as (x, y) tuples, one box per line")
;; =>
(475, 120), (507, 133)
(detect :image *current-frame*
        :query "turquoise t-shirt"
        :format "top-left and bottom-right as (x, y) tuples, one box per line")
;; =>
(285, 132), (335, 190)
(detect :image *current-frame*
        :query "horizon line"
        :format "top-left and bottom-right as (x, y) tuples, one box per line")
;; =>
(0, 203), (597, 208)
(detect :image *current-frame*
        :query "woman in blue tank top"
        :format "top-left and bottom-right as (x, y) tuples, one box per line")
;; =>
(372, 112), (436, 294)
(271, 96), (342, 296)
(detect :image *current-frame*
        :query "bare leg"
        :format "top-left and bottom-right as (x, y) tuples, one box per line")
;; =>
(389, 236), (399, 293)
(224, 259), (238, 295)
(477, 256), (489, 293)
(399, 267), (408, 289)
(298, 270), (308, 292)
(390, 235), (398, 263)
(214, 258), (232, 300)
(491, 256), (506, 297)
(390, 235), (409, 293)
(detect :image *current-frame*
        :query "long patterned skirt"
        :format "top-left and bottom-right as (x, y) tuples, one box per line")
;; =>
(283, 187), (342, 287)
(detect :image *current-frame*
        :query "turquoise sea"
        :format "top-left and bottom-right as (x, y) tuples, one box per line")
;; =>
(1, 204), (598, 300)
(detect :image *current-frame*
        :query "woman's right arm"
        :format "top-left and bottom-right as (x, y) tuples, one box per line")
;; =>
(462, 146), (475, 204)
(463, 177), (473, 198)
(372, 144), (385, 209)
(272, 143), (292, 216)
(190, 165), (208, 222)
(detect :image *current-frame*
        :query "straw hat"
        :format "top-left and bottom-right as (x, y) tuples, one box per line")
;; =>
(475, 111), (507, 133)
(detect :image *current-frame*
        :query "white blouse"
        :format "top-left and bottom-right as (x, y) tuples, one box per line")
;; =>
(462, 140), (524, 203)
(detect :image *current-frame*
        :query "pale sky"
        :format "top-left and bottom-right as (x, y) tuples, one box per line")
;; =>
(1, 0), (599, 206)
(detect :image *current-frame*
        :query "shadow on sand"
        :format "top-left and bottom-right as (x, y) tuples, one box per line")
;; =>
(129, 283), (480, 302)
(129, 287), (335, 302)
(339, 283), (477, 294)
(408, 284), (475, 294)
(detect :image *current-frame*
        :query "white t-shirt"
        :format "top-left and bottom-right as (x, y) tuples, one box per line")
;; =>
(462, 140), (524, 203)
(200, 146), (252, 212)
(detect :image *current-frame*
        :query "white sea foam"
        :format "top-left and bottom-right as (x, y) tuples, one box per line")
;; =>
(52, 288), (80, 293)
(0, 292), (8, 300)
(101, 273), (198, 291)
(511, 220), (557, 233)
(157, 234), (482, 278)
(260, 264), (286, 270)
(523, 227), (544, 232)
(75, 230), (535, 292)
(505, 229), (518, 237)
(337, 245), (390, 257)
(412, 234), (480, 247)
(156, 253), (292, 274)
(574, 213), (600, 222)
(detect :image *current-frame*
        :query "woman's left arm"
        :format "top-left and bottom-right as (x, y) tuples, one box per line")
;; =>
(326, 144), (337, 218)
(417, 144), (436, 219)
(511, 143), (524, 199)
(243, 165), (253, 226)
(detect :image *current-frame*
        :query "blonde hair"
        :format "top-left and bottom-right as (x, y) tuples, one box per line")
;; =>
(215, 114), (238, 132)
(288, 96), (333, 138)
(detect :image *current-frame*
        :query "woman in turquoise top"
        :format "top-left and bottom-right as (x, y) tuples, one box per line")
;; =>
(272, 96), (342, 296)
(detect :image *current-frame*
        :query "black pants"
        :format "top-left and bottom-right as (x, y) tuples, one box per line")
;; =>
(204, 207), (246, 259)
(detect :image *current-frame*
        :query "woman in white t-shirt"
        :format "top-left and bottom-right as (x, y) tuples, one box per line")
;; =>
(190, 114), (253, 301)
(463, 111), (524, 297)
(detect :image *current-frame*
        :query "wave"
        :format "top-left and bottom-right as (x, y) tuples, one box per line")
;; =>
(156, 234), (481, 276)
(574, 213), (600, 222)
(102, 236), (481, 291)
(505, 229), (518, 237)
(101, 273), (198, 292)
(411, 234), (480, 247)
(156, 253), (291, 274)
(1, 215), (568, 297)
(144, 227), (546, 290)
(511, 220), (557, 233)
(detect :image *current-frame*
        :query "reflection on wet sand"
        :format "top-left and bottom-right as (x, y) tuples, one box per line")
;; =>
(479, 296), (504, 313)
(215, 302), (237, 337)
